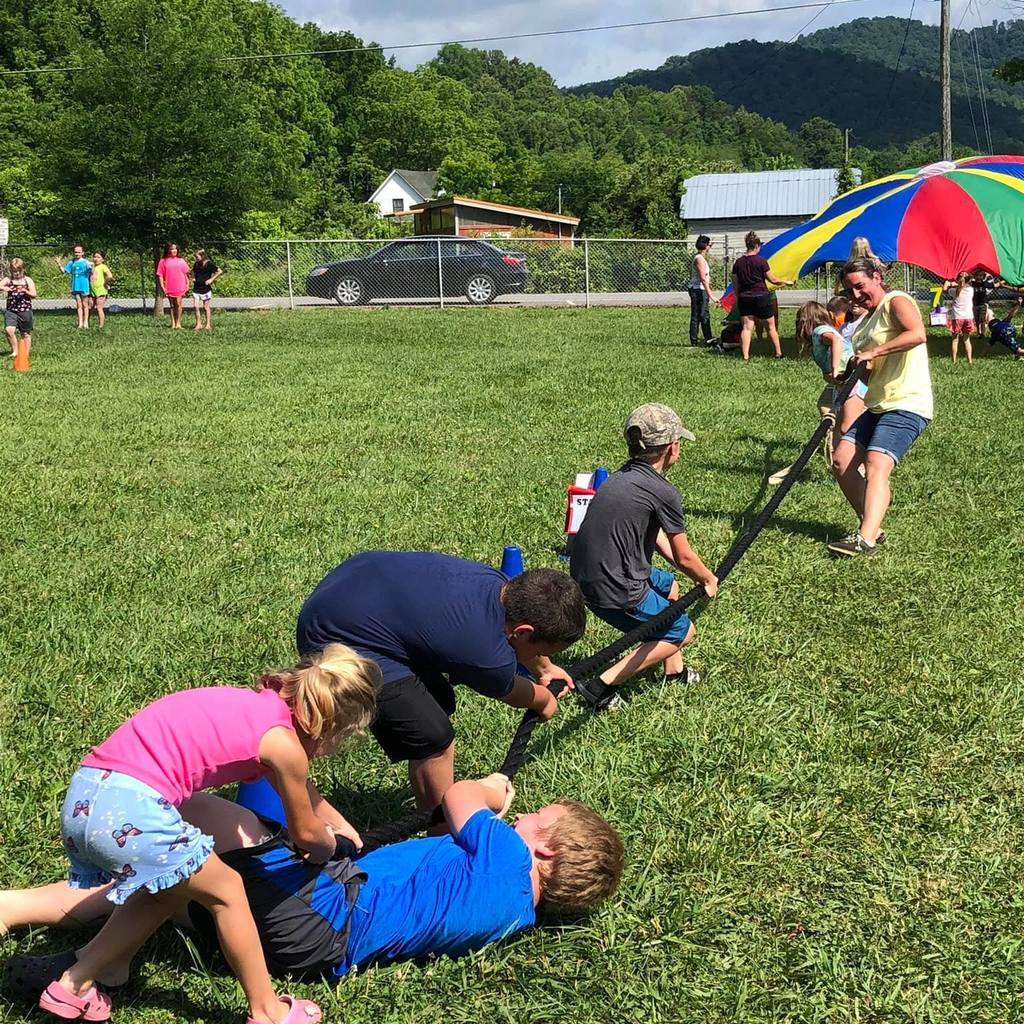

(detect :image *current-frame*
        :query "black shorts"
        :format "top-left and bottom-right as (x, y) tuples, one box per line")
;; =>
(737, 293), (774, 320)
(187, 818), (365, 979)
(4, 309), (32, 333)
(372, 673), (457, 762)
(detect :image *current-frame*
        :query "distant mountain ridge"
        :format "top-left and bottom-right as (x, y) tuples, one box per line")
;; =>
(569, 17), (1024, 150)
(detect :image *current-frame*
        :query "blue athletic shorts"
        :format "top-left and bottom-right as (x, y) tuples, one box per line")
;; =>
(61, 767), (214, 905)
(841, 409), (929, 464)
(589, 567), (691, 644)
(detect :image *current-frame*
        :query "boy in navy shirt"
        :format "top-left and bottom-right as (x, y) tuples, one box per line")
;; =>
(2, 782), (624, 986)
(297, 552), (586, 811)
(570, 404), (718, 707)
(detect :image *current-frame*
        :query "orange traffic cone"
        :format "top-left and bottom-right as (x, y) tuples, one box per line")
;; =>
(13, 346), (30, 372)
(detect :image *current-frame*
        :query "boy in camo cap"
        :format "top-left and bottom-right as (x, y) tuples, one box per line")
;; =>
(569, 403), (718, 707)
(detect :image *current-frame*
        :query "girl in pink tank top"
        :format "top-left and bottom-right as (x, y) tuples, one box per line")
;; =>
(40, 644), (379, 1024)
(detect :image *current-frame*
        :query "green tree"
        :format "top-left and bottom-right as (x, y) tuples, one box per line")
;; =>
(36, 0), (300, 256)
(798, 117), (845, 168)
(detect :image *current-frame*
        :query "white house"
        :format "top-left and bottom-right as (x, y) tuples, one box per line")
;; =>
(679, 168), (860, 248)
(368, 169), (439, 217)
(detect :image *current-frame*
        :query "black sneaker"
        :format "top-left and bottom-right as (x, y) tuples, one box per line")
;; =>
(827, 532), (880, 557)
(665, 666), (702, 686)
(575, 677), (621, 712)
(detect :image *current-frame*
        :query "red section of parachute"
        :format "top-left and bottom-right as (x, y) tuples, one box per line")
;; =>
(896, 176), (1000, 279)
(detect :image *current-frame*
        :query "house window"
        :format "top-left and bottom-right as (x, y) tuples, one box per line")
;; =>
(392, 198), (405, 213)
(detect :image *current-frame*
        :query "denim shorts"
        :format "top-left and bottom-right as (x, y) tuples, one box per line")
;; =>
(61, 767), (214, 905)
(590, 567), (691, 644)
(841, 409), (930, 464)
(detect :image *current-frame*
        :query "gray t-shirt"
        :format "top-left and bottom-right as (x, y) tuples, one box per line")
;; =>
(569, 460), (687, 610)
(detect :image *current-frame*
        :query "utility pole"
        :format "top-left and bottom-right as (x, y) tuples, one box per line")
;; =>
(844, 128), (850, 165)
(940, 0), (953, 159)
(557, 183), (563, 215)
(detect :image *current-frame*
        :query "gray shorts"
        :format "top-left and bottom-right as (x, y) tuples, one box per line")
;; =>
(5, 309), (33, 333)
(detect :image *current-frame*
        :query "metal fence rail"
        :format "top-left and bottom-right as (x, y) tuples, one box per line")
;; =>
(0, 237), (989, 314)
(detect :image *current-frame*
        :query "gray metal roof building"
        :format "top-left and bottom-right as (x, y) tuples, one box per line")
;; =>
(679, 168), (861, 248)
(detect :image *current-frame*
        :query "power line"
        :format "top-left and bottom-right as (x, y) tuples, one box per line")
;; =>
(782, 0), (842, 45)
(969, 1), (994, 151)
(0, 0), (873, 76)
(955, 29), (983, 150)
(881, 0), (918, 115)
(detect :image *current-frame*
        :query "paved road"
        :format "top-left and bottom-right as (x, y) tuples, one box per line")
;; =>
(33, 289), (830, 314)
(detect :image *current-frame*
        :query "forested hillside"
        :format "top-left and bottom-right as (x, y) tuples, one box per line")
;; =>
(572, 18), (1024, 151)
(0, 3), (982, 244)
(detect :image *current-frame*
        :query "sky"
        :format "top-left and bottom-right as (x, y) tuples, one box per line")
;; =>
(277, 0), (994, 86)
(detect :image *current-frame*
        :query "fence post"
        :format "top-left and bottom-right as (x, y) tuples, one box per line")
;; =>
(904, 263), (910, 293)
(286, 240), (294, 310)
(723, 236), (730, 286)
(138, 251), (147, 314)
(584, 239), (591, 308)
(437, 238), (444, 309)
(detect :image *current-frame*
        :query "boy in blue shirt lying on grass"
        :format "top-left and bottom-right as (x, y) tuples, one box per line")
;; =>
(2, 780), (624, 991)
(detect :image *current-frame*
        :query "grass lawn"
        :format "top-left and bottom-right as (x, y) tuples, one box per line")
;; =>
(2, 306), (1023, 1024)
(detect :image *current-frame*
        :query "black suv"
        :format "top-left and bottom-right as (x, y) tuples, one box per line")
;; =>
(305, 237), (529, 305)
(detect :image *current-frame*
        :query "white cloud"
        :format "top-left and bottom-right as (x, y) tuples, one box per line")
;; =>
(279, 0), (959, 85)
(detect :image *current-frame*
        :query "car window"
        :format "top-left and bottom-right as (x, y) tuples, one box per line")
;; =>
(391, 241), (434, 260)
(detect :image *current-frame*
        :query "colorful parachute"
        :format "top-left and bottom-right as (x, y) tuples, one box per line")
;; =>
(721, 156), (1024, 309)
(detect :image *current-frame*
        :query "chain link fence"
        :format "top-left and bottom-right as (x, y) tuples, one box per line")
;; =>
(0, 237), (1005, 313)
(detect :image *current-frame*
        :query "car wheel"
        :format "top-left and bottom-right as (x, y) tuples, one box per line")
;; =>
(465, 273), (496, 305)
(334, 277), (365, 305)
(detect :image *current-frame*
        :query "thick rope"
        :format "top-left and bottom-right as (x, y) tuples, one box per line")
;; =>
(358, 369), (864, 852)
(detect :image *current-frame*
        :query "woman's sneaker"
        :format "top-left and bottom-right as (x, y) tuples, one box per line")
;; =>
(827, 532), (880, 557)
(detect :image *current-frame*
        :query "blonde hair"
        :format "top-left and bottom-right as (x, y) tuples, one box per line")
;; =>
(9, 258), (24, 275)
(795, 300), (833, 353)
(538, 800), (625, 910)
(258, 643), (379, 751)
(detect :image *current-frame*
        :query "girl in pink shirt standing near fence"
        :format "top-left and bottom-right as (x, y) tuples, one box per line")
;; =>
(37, 644), (379, 1024)
(155, 242), (191, 329)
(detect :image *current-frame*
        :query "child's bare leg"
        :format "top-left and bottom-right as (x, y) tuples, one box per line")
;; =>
(964, 336), (973, 364)
(951, 336), (959, 362)
(5, 324), (17, 357)
(193, 295), (203, 329)
(0, 881), (114, 933)
(96, 296), (106, 328)
(409, 743), (456, 815)
(837, 395), (866, 437)
(767, 317), (782, 357)
(204, 300), (212, 329)
(61, 855), (288, 1024)
(600, 622), (695, 686)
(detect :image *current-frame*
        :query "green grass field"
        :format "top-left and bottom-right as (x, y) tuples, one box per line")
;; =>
(2, 307), (1023, 1024)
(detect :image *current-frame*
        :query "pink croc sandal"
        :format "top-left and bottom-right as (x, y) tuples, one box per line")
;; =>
(39, 980), (112, 1021)
(247, 996), (322, 1024)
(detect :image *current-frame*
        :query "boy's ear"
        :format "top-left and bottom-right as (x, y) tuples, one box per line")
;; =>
(507, 622), (536, 643)
(534, 833), (558, 861)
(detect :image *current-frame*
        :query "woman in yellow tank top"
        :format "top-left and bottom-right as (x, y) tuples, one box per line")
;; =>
(829, 256), (932, 557)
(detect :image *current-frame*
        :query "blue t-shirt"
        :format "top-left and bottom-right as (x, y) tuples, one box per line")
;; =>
(340, 809), (536, 975)
(64, 258), (92, 294)
(810, 324), (852, 379)
(296, 551), (517, 698)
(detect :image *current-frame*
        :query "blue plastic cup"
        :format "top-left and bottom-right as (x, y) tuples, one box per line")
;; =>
(593, 466), (609, 489)
(501, 544), (525, 577)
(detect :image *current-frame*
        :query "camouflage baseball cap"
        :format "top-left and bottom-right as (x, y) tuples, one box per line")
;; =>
(624, 403), (696, 449)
